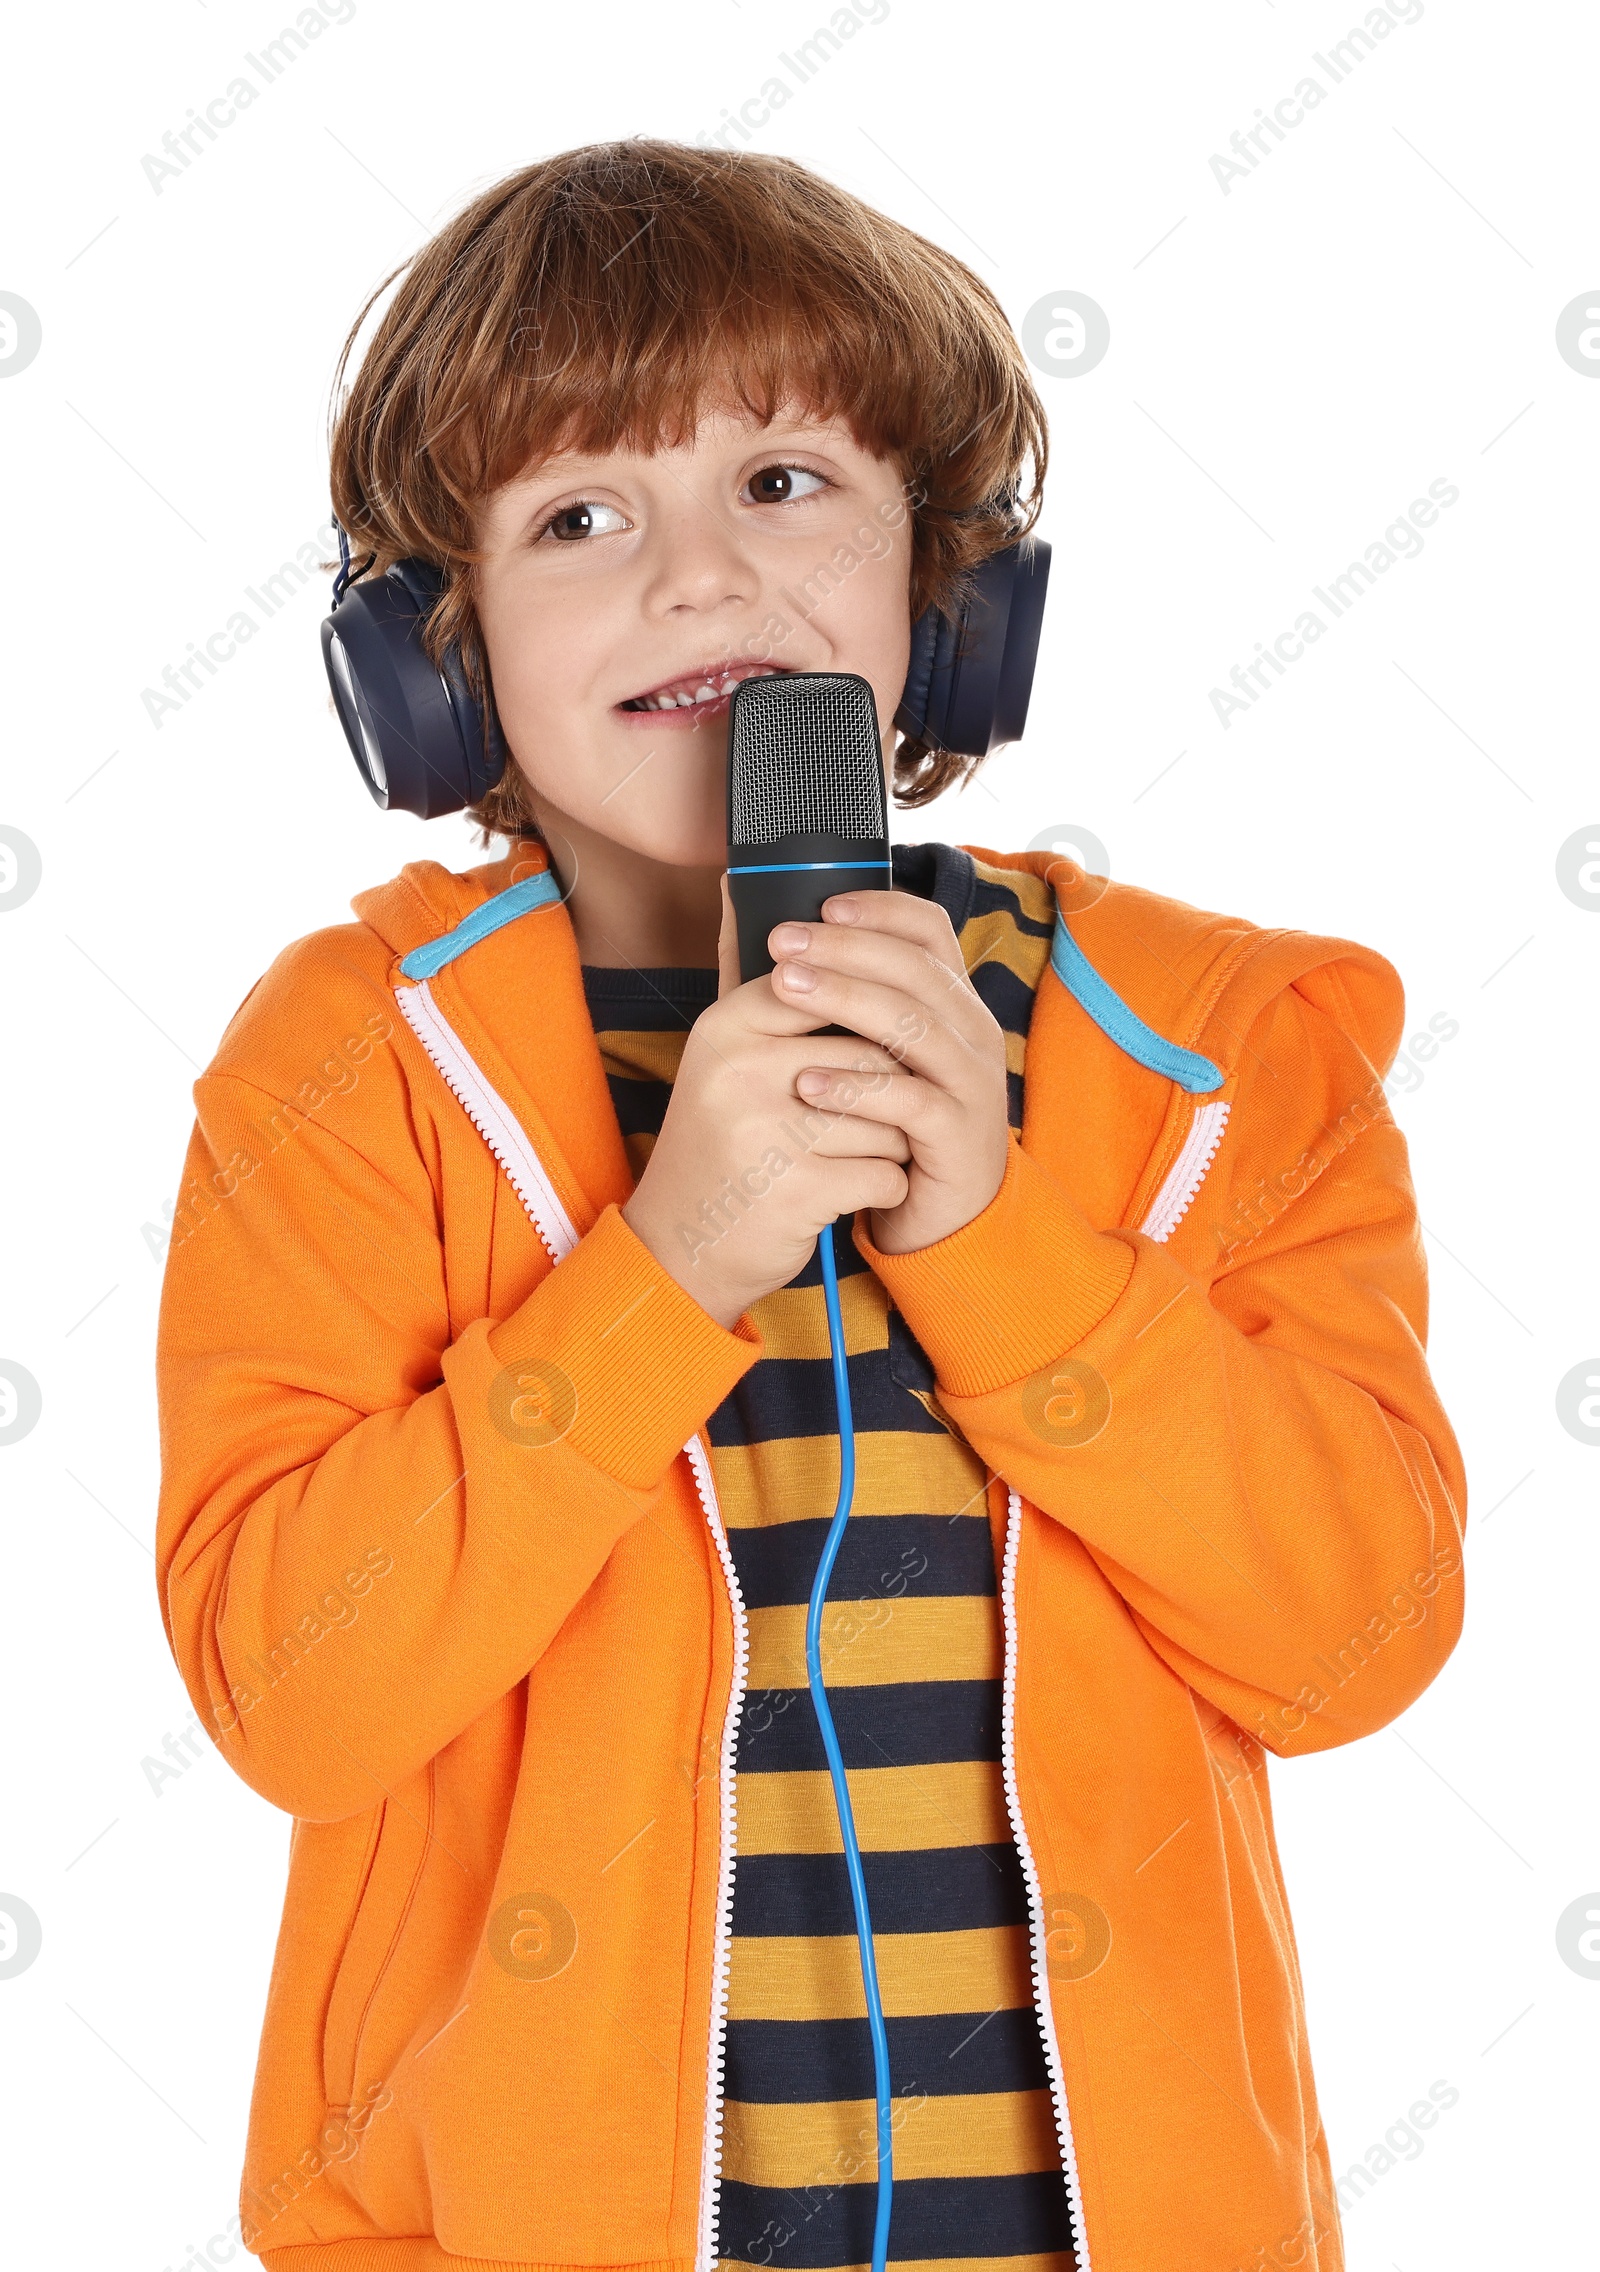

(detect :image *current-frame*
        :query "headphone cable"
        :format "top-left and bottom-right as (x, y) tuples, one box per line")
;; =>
(808, 1216), (894, 2272)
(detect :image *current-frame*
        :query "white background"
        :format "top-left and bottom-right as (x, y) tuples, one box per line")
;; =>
(1, 2), (1596, 2266)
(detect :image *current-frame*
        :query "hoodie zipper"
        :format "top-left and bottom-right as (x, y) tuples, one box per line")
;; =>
(1139, 1098), (1231, 1245)
(684, 1434), (750, 2272)
(392, 970), (1234, 2272)
(394, 979), (580, 1264)
(998, 1483), (1092, 2270)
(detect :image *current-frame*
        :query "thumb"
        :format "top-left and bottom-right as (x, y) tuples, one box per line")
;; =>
(717, 871), (743, 1000)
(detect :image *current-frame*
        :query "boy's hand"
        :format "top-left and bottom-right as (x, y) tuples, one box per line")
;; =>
(770, 888), (1011, 1258)
(619, 879), (917, 1329)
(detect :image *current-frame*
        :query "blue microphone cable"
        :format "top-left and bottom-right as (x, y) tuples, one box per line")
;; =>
(808, 1216), (893, 2272)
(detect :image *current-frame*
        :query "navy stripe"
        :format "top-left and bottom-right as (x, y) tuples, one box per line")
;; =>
(889, 840), (977, 933)
(970, 865), (1055, 941)
(732, 1843), (1029, 1938)
(581, 964), (718, 1020)
(723, 2006), (1052, 2104)
(716, 2170), (1074, 2266)
(603, 1075), (675, 1138)
(737, 1679), (1002, 1773)
(726, 1513), (997, 1613)
(708, 1348), (953, 1446)
(968, 956), (1042, 1034)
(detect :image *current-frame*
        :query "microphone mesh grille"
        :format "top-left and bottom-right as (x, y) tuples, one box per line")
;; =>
(728, 673), (887, 846)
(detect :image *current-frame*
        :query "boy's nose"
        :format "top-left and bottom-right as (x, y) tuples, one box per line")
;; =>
(644, 501), (763, 614)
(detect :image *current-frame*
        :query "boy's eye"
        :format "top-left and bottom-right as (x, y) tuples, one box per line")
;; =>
(745, 463), (829, 505)
(538, 499), (628, 543)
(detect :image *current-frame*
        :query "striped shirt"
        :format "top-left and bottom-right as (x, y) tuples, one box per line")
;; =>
(581, 842), (1075, 2271)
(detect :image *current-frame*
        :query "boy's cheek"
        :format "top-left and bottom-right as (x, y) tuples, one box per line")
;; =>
(754, 611), (795, 658)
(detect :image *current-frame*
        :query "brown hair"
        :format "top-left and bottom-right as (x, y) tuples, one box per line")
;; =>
(328, 138), (1047, 845)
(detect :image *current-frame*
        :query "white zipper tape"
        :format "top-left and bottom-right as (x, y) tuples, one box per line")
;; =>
(999, 1484), (1094, 2270)
(393, 979), (581, 1264)
(1139, 1098), (1231, 1245)
(685, 1434), (750, 2272)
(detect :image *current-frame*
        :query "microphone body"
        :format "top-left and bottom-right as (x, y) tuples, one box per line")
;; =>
(725, 672), (891, 984)
(727, 833), (893, 980)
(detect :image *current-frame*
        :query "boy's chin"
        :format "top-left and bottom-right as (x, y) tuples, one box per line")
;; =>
(593, 818), (729, 874)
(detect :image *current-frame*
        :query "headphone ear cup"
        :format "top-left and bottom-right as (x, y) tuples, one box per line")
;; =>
(391, 559), (508, 807)
(894, 536), (1052, 761)
(436, 641), (508, 808)
(321, 559), (502, 819)
(895, 600), (955, 752)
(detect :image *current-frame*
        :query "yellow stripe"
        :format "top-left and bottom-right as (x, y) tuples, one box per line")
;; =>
(720, 2086), (1061, 2187)
(968, 855), (1059, 930)
(744, 1268), (889, 1362)
(727, 1923), (1033, 2022)
(746, 1594), (1000, 1692)
(890, 2261), (1074, 2272)
(594, 1029), (692, 1083)
(959, 906), (1051, 993)
(736, 1759), (1011, 1855)
(714, 1431), (991, 1528)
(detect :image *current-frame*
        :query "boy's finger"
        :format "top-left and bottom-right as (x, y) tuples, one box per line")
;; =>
(797, 1112), (914, 1165)
(819, 887), (965, 969)
(768, 917), (987, 1040)
(796, 1064), (950, 1149)
(772, 963), (981, 1099)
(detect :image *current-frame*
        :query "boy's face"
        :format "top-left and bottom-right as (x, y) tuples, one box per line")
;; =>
(472, 405), (914, 870)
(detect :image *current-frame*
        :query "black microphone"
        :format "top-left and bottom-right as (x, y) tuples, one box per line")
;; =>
(725, 671), (891, 987)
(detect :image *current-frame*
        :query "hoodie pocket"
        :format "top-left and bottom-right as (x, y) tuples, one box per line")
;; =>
(322, 1764), (435, 2112)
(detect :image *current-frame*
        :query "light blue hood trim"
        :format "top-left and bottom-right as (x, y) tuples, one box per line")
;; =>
(398, 871), (562, 980)
(1050, 914), (1224, 1096)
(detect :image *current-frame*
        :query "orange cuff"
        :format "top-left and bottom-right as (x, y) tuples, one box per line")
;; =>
(487, 1202), (762, 1491)
(852, 1136), (1136, 1399)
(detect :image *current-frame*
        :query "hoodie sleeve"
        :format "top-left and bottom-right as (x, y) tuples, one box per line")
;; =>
(853, 972), (1467, 1756)
(155, 1068), (760, 1823)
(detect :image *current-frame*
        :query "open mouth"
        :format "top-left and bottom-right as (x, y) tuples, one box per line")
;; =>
(617, 658), (791, 719)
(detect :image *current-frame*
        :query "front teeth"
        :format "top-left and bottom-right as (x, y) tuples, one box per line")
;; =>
(633, 665), (781, 712)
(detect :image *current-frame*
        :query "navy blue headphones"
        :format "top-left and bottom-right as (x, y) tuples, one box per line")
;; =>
(320, 523), (1051, 820)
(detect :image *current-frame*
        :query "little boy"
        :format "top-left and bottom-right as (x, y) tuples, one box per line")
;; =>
(155, 139), (1466, 2272)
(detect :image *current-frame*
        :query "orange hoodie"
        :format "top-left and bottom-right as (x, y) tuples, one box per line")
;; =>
(154, 839), (1466, 2272)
